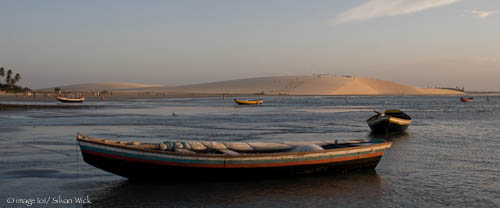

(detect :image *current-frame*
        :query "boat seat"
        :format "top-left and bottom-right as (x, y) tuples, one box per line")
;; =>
(224, 142), (254, 152)
(288, 144), (324, 152)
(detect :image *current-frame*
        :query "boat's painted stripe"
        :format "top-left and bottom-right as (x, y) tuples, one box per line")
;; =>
(224, 149), (385, 164)
(389, 117), (412, 125)
(82, 148), (385, 168)
(224, 152), (384, 168)
(81, 149), (225, 168)
(79, 142), (388, 168)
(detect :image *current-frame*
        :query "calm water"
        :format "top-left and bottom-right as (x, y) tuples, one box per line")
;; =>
(1, 96), (499, 207)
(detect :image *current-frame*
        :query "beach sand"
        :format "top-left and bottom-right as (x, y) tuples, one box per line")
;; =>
(1, 76), (464, 104)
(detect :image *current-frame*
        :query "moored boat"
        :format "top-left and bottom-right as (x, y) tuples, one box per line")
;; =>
(460, 97), (473, 103)
(234, 98), (263, 105)
(77, 133), (392, 180)
(56, 96), (85, 103)
(366, 109), (412, 133)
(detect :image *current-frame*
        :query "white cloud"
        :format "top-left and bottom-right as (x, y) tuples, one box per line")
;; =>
(333, 0), (461, 24)
(471, 10), (498, 19)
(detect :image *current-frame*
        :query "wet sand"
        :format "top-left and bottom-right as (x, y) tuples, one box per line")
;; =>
(0, 92), (217, 102)
(0, 104), (105, 111)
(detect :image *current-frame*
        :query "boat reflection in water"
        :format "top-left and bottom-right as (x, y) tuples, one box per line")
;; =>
(84, 170), (383, 207)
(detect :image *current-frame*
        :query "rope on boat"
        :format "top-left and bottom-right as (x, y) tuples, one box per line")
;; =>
(410, 132), (435, 141)
(76, 140), (79, 177)
(22, 143), (71, 156)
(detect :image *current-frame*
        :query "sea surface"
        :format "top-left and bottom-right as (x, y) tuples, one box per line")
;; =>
(1, 96), (499, 208)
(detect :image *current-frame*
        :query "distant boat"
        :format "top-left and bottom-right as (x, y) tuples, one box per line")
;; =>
(460, 97), (473, 103)
(77, 133), (392, 179)
(234, 98), (263, 105)
(56, 96), (85, 103)
(366, 109), (412, 133)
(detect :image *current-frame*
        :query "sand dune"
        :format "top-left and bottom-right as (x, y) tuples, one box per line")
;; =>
(152, 75), (463, 95)
(41, 76), (464, 95)
(40, 82), (161, 91)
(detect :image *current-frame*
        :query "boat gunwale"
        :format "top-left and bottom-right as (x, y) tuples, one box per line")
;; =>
(77, 133), (392, 159)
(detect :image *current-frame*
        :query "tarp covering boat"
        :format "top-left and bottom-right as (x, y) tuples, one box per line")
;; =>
(77, 133), (392, 179)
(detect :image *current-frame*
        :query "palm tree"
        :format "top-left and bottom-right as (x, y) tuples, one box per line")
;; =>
(6, 69), (12, 83)
(14, 73), (21, 83)
(0, 67), (4, 84)
(6, 69), (12, 85)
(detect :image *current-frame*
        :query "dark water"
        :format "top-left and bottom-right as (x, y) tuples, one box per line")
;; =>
(1, 96), (499, 207)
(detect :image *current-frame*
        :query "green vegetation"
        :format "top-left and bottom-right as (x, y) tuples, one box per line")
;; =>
(0, 66), (30, 93)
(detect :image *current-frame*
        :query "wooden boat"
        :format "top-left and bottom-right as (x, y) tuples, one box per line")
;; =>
(234, 98), (263, 105)
(77, 133), (392, 180)
(56, 96), (85, 103)
(366, 109), (412, 133)
(460, 97), (473, 103)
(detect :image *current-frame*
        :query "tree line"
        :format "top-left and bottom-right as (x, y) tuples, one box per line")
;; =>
(0, 66), (28, 92)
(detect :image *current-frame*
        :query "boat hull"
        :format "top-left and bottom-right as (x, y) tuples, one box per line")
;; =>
(367, 117), (409, 133)
(234, 99), (263, 105)
(460, 97), (473, 103)
(56, 97), (85, 103)
(78, 137), (391, 180)
(81, 150), (382, 180)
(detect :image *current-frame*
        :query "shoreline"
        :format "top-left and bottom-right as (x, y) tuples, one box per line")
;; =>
(1, 92), (490, 111)
(0, 103), (105, 111)
(0, 91), (478, 103)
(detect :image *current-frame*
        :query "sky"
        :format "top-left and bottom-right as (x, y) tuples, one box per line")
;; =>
(0, 0), (499, 91)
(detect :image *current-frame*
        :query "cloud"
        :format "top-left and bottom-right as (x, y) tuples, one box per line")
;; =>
(471, 10), (498, 19)
(333, 0), (461, 24)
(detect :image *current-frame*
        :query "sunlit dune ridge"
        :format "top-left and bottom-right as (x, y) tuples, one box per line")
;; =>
(152, 75), (462, 95)
(45, 76), (463, 95)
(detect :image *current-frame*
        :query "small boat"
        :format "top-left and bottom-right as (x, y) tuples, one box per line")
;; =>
(77, 133), (392, 180)
(366, 109), (412, 133)
(460, 97), (473, 103)
(234, 98), (263, 105)
(56, 96), (85, 103)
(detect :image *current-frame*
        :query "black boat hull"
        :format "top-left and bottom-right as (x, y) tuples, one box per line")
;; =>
(56, 98), (84, 103)
(81, 151), (382, 180)
(367, 117), (409, 133)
